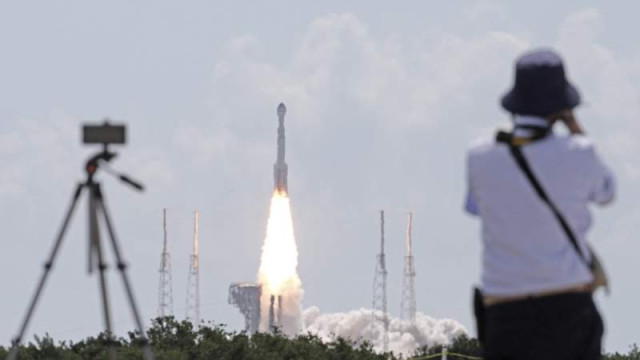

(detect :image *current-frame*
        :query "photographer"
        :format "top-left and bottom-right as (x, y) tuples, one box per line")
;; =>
(465, 49), (615, 360)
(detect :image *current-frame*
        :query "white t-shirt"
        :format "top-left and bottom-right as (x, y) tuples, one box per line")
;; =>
(465, 117), (615, 296)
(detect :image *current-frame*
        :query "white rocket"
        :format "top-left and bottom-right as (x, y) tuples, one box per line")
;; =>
(274, 103), (288, 193)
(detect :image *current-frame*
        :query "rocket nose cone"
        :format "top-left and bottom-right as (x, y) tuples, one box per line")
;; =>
(277, 103), (286, 117)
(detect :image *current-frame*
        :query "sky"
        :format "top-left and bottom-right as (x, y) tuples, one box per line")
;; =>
(1, 0), (639, 353)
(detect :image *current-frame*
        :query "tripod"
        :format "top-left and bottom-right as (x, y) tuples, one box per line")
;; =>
(7, 149), (155, 360)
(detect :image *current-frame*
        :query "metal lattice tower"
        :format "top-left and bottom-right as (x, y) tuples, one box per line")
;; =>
(371, 210), (389, 353)
(158, 208), (174, 317)
(400, 212), (417, 328)
(186, 211), (201, 325)
(228, 283), (262, 334)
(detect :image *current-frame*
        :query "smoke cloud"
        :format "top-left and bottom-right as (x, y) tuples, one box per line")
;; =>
(302, 307), (467, 356)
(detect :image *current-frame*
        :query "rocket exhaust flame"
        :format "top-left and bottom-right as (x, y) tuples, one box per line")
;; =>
(257, 190), (303, 334)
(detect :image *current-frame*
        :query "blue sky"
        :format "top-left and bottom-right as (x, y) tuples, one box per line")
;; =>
(1, 0), (639, 353)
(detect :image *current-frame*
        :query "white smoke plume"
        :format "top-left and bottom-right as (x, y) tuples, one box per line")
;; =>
(303, 307), (467, 356)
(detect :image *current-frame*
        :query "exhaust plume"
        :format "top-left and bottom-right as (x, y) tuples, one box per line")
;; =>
(257, 190), (303, 334)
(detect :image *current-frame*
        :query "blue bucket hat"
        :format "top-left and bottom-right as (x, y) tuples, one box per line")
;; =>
(501, 49), (580, 116)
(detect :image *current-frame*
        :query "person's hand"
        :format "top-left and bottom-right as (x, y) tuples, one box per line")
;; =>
(557, 109), (584, 135)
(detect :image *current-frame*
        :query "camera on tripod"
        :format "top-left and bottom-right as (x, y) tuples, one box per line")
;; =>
(82, 121), (126, 146)
(6, 118), (154, 360)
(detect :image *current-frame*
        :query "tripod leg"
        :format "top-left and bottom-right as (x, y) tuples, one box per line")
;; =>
(7, 184), (84, 360)
(90, 185), (117, 360)
(96, 254), (117, 360)
(95, 185), (155, 360)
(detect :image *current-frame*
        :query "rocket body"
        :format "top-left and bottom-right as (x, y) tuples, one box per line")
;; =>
(274, 103), (288, 193)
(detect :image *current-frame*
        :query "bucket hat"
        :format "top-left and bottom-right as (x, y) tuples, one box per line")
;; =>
(501, 49), (580, 116)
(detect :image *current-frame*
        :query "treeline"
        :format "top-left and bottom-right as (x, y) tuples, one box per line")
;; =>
(0, 317), (637, 359)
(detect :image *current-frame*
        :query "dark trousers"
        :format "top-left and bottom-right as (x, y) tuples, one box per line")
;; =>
(483, 292), (603, 360)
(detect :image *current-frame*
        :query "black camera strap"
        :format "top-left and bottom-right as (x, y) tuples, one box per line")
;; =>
(496, 131), (592, 270)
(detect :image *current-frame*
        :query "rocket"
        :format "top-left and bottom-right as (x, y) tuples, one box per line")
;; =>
(274, 103), (288, 193)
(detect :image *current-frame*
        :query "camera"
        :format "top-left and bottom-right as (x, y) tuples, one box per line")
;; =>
(82, 121), (126, 145)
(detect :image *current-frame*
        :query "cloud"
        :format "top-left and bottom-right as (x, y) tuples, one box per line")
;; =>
(463, 0), (509, 25)
(172, 123), (230, 166)
(211, 13), (528, 132)
(0, 113), (80, 202)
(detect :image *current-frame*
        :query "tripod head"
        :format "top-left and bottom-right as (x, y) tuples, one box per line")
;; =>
(82, 120), (144, 191)
(86, 148), (116, 179)
(84, 147), (144, 192)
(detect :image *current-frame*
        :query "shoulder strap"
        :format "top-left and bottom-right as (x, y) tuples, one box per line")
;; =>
(496, 131), (591, 269)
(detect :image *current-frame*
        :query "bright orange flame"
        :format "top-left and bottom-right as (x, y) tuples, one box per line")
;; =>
(257, 190), (303, 333)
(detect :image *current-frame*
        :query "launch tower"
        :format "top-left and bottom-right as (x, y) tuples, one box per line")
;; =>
(185, 211), (201, 325)
(157, 208), (174, 317)
(400, 212), (417, 328)
(371, 210), (389, 353)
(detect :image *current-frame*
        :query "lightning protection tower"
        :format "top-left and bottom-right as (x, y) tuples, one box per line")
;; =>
(400, 212), (416, 329)
(157, 208), (174, 317)
(186, 211), (201, 326)
(371, 210), (389, 353)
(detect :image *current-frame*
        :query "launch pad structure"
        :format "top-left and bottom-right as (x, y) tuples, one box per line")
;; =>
(400, 212), (417, 329)
(186, 211), (201, 326)
(157, 208), (174, 318)
(372, 210), (389, 353)
(228, 283), (262, 334)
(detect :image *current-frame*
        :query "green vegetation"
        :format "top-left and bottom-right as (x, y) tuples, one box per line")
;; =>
(0, 317), (637, 360)
(413, 333), (482, 359)
(605, 344), (640, 360)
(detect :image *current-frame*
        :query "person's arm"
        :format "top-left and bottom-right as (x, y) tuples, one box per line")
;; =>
(561, 110), (615, 205)
(465, 152), (480, 216)
(465, 190), (479, 215)
(588, 150), (616, 206)
(553, 109), (614, 204)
